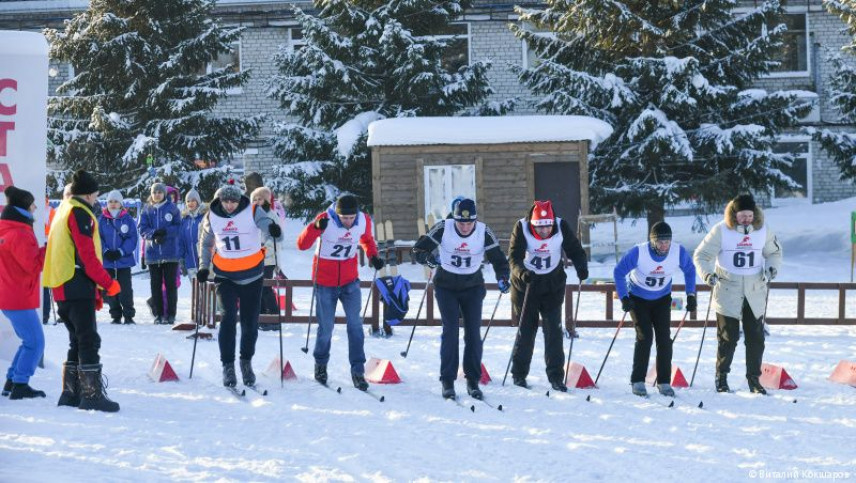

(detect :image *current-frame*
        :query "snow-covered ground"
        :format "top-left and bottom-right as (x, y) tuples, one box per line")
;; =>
(2, 198), (855, 482)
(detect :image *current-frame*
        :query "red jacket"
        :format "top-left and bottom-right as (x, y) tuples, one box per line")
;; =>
(0, 210), (46, 310)
(297, 210), (378, 287)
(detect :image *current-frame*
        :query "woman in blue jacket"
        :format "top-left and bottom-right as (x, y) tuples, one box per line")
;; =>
(138, 182), (181, 325)
(178, 188), (206, 280)
(98, 190), (139, 325)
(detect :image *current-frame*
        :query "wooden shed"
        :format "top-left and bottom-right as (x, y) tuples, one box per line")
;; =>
(367, 115), (613, 243)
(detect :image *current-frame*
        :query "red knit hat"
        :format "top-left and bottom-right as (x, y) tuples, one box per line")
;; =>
(530, 200), (555, 226)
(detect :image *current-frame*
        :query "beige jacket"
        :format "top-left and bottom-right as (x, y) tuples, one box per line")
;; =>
(693, 199), (783, 319)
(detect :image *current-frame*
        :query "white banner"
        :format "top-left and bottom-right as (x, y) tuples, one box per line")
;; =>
(0, 30), (49, 360)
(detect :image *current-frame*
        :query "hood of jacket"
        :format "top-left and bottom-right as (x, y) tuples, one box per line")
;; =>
(724, 197), (765, 231)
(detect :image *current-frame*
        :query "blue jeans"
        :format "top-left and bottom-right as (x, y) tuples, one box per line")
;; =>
(2, 309), (45, 383)
(313, 280), (365, 374)
(435, 284), (486, 383)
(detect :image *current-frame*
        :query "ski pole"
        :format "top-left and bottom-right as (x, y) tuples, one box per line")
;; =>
(400, 269), (434, 358)
(501, 282), (533, 386)
(671, 310), (690, 344)
(272, 237), (285, 387)
(690, 287), (715, 387)
(762, 279), (771, 336)
(563, 282), (583, 386)
(480, 291), (504, 344)
(189, 277), (201, 379)
(361, 268), (379, 333)
(301, 237), (323, 354)
(594, 310), (629, 386)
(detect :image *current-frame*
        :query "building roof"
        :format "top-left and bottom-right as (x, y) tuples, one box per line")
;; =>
(367, 115), (613, 149)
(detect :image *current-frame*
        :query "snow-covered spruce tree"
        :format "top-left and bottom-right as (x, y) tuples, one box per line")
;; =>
(513, 0), (812, 228)
(814, 0), (856, 182)
(45, 0), (263, 199)
(267, 0), (513, 220)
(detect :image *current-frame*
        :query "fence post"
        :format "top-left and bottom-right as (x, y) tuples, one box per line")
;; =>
(797, 283), (805, 325)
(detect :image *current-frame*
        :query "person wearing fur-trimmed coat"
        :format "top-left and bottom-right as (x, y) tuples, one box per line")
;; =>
(693, 194), (782, 395)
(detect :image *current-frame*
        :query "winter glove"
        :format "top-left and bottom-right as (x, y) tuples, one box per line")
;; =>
(196, 268), (209, 284)
(497, 277), (511, 294)
(370, 256), (385, 271)
(705, 273), (719, 287)
(765, 266), (777, 281)
(686, 294), (697, 313)
(520, 270), (535, 285)
(104, 249), (122, 262)
(106, 279), (121, 297)
(426, 254), (441, 269)
(621, 296), (635, 313)
(314, 217), (329, 231)
(576, 266), (589, 282)
(268, 223), (282, 238)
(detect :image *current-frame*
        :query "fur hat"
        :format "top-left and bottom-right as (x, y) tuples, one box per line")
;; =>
(70, 169), (99, 195)
(4, 186), (35, 210)
(733, 194), (756, 212)
(530, 200), (555, 227)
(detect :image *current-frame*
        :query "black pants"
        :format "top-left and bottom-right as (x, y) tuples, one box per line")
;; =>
(716, 299), (765, 378)
(105, 267), (135, 320)
(216, 277), (263, 364)
(149, 262), (178, 318)
(42, 287), (51, 323)
(435, 284), (485, 383)
(57, 298), (100, 365)
(510, 287), (565, 382)
(629, 294), (673, 384)
(260, 266), (279, 315)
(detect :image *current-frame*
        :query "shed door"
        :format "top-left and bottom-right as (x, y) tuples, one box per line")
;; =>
(534, 162), (580, 231)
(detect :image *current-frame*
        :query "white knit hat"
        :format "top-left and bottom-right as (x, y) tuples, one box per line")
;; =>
(106, 189), (123, 203)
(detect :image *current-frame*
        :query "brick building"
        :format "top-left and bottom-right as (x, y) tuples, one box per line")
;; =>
(1, 0), (854, 206)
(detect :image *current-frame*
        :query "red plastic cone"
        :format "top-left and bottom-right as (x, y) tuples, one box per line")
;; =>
(565, 361), (596, 389)
(759, 363), (798, 390)
(264, 357), (298, 380)
(828, 360), (856, 387)
(458, 363), (491, 384)
(365, 357), (401, 384)
(148, 353), (179, 382)
(645, 365), (689, 388)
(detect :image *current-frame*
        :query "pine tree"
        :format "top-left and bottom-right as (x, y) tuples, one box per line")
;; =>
(513, 0), (812, 227)
(45, 0), (263, 198)
(814, 0), (856, 182)
(267, 0), (512, 220)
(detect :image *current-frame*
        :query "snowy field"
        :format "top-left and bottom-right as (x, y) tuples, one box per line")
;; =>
(2, 198), (856, 482)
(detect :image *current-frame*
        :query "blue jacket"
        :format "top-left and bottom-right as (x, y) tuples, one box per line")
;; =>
(613, 242), (697, 301)
(138, 200), (181, 264)
(98, 208), (139, 269)
(178, 207), (205, 270)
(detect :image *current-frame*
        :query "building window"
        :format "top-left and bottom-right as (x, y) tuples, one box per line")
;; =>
(523, 33), (555, 69)
(424, 164), (476, 221)
(431, 23), (469, 72)
(289, 28), (306, 52)
(769, 13), (808, 75)
(771, 140), (810, 204)
(207, 42), (241, 75)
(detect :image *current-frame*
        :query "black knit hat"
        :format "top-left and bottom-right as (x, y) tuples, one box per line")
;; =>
(649, 221), (672, 242)
(70, 169), (100, 195)
(453, 198), (477, 222)
(733, 194), (756, 212)
(335, 194), (359, 215)
(4, 186), (35, 210)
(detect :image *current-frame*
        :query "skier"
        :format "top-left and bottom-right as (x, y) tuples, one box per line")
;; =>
(43, 170), (121, 412)
(178, 188), (206, 282)
(508, 200), (588, 392)
(251, 186), (284, 330)
(0, 186), (47, 399)
(614, 221), (697, 397)
(297, 194), (384, 391)
(138, 182), (181, 325)
(412, 198), (510, 400)
(98, 190), (138, 325)
(693, 194), (782, 394)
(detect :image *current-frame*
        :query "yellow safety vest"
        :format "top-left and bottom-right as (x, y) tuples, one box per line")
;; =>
(43, 198), (103, 288)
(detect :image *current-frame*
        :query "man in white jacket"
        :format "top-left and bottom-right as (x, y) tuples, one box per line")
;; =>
(693, 194), (782, 394)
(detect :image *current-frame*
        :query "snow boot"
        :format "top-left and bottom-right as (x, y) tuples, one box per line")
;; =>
(222, 363), (237, 388)
(9, 383), (46, 400)
(77, 364), (120, 413)
(715, 373), (730, 393)
(153, 316), (164, 325)
(466, 379), (483, 400)
(549, 378), (568, 393)
(367, 327), (382, 338)
(124, 317), (136, 325)
(631, 381), (648, 397)
(57, 362), (80, 407)
(512, 376), (529, 389)
(314, 363), (328, 385)
(239, 359), (255, 386)
(441, 380), (456, 399)
(747, 376), (767, 395)
(166, 316), (175, 325)
(657, 383), (675, 397)
(352, 373), (369, 391)
(2, 378), (11, 397)
(110, 318), (122, 324)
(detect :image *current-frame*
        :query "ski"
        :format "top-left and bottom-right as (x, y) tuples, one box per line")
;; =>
(474, 396), (503, 411)
(246, 384), (268, 396)
(225, 386), (246, 399)
(360, 388), (385, 402)
(318, 381), (343, 393)
(446, 395), (476, 412)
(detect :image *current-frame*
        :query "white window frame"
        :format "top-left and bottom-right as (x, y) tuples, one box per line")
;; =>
(760, 9), (811, 78)
(771, 135), (812, 206)
(288, 27), (306, 52)
(426, 22), (471, 71)
(522, 32), (556, 68)
(423, 164), (476, 221)
(204, 41), (243, 95)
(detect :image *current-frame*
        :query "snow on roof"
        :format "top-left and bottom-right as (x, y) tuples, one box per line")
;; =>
(367, 115), (613, 149)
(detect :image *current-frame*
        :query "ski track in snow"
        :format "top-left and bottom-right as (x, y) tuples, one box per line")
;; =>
(2, 199), (856, 481)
